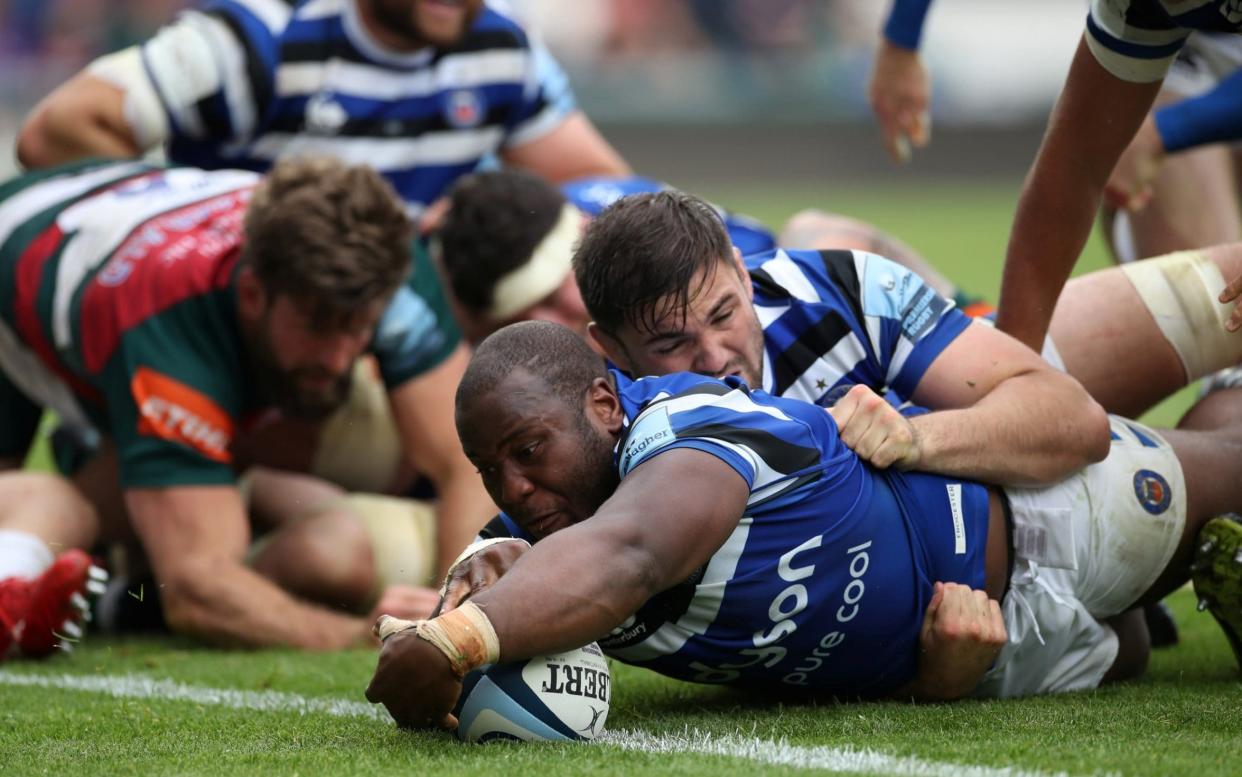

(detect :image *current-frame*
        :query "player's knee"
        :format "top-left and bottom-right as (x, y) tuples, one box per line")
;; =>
(0, 470), (98, 548)
(253, 508), (377, 611)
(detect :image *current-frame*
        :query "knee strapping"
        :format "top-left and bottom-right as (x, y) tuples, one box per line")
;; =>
(1121, 250), (1242, 381)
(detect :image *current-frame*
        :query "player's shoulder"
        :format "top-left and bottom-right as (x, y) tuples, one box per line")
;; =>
(561, 175), (664, 215)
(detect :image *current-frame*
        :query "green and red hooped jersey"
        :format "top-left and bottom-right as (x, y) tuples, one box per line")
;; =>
(0, 160), (460, 488)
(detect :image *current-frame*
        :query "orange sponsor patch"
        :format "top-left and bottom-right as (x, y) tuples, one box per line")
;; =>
(131, 367), (235, 463)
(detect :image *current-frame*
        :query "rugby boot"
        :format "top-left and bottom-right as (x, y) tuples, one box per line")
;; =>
(0, 575), (33, 659)
(1143, 601), (1180, 648)
(16, 550), (107, 658)
(1191, 516), (1242, 672)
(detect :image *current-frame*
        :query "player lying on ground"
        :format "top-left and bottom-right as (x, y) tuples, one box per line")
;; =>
(0, 158), (494, 654)
(433, 170), (955, 342)
(363, 321), (1242, 728)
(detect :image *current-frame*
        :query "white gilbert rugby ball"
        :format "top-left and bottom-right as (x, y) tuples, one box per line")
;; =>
(452, 642), (610, 743)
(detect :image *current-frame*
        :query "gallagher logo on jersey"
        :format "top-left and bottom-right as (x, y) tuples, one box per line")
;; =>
(444, 89), (486, 128)
(1133, 469), (1172, 515)
(131, 367), (234, 462)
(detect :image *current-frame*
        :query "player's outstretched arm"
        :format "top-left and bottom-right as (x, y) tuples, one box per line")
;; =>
(16, 72), (145, 168)
(909, 320), (1110, 486)
(365, 449), (748, 728)
(127, 485), (375, 650)
(869, 0), (933, 163)
(501, 111), (631, 183)
(388, 345), (498, 580)
(997, 36), (1162, 350)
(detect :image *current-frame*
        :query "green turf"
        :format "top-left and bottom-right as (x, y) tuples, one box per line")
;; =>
(1, 588), (1238, 776)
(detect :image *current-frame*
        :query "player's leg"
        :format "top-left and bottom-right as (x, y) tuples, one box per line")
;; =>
(777, 209), (961, 302)
(1048, 244), (1242, 418)
(246, 469), (438, 615)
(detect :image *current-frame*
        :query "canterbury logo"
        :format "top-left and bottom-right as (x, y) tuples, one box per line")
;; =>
(131, 367), (234, 462)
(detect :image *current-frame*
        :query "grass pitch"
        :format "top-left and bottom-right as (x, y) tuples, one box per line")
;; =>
(5, 182), (1236, 776)
(1, 588), (1238, 776)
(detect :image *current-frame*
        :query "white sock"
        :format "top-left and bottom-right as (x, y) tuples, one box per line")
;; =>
(0, 529), (55, 580)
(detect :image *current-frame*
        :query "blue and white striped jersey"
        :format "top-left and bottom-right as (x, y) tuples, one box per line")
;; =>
(484, 370), (991, 696)
(138, 0), (575, 220)
(560, 175), (777, 257)
(1087, 0), (1242, 82)
(748, 248), (970, 407)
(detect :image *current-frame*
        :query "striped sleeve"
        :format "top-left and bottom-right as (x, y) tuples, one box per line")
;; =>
(140, 0), (287, 144)
(617, 381), (823, 507)
(1086, 0), (1190, 83)
(503, 38), (577, 148)
(852, 251), (970, 400)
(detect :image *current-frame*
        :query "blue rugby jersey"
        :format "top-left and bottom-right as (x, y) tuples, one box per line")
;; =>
(139, 0), (575, 220)
(1087, 0), (1242, 82)
(485, 371), (991, 696)
(748, 248), (970, 407)
(560, 175), (777, 257)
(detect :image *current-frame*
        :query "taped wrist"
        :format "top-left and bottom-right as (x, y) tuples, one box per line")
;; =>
(415, 602), (500, 679)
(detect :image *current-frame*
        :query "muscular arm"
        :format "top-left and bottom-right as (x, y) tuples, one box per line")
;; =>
(126, 485), (372, 649)
(909, 320), (1110, 485)
(474, 449), (748, 659)
(388, 345), (496, 579)
(500, 111), (631, 183)
(16, 73), (144, 168)
(996, 36), (1162, 349)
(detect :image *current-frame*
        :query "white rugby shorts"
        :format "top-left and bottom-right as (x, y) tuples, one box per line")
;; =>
(974, 416), (1186, 698)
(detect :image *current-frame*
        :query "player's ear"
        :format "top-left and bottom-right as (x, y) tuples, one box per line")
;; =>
(588, 323), (630, 371)
(731, 247), (752, 302)
(236, 266), (268, 322)
(586, 377), (623, 433)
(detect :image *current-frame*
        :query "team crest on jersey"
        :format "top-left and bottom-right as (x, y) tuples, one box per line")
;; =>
(1133, 469), (1172, 515)
(444, 89), (486, 128)
(305, 93), (348, 134)
(131, 367), (234, 462)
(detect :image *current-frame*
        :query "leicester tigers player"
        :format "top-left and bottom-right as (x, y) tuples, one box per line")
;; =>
(0, 157), (493, 655)
(364, 321), (1242, 728)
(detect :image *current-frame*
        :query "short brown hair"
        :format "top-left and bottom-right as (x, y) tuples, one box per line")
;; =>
(243, 157), (413, 325)
(572, 190), (733, 334)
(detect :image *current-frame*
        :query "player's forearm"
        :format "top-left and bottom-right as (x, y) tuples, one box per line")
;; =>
(996, 150), (1101, 350)
(432, 468), (497, 580)
(472, 522), (663, 661)
(911, 371), (1109, 485)
(161, 561), (371, 650)
(16, 83), (142, 169)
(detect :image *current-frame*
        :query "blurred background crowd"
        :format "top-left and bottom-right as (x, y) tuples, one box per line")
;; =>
(0, 0), (1091, 180)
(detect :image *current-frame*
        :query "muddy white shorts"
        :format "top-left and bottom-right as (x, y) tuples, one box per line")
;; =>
(975, 416), (1186, 698)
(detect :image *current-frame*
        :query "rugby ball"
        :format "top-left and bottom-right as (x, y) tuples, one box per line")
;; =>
(452, 642), (611, 743)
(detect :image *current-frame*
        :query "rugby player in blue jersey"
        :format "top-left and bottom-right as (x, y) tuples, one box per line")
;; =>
(433, 170), (958, 343)
(15, 0), (629, 223)
(363, 320), (1242, 728)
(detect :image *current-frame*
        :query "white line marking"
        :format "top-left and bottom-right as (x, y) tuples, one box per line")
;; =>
(599, 728), (1104, 777)
(0, 670), (387, 721)
(0, 671), (1108, 777)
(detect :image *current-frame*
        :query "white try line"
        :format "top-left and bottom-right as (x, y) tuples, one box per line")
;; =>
(0, 670), (1103, 777)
